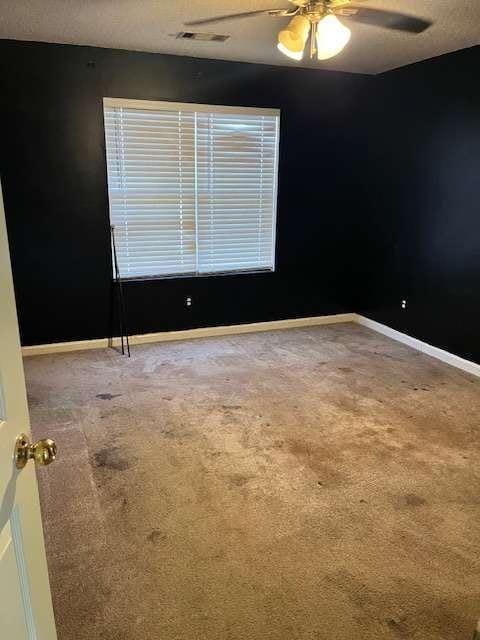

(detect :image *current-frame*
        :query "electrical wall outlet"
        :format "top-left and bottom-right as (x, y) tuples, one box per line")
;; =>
(186, 297), (192, 307)
(401, 299), (407, 310)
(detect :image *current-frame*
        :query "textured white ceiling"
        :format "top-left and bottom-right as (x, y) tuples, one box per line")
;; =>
(0, 0), (479, 74)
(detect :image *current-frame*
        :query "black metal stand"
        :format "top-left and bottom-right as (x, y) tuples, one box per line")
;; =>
(110, 225), (130, 357)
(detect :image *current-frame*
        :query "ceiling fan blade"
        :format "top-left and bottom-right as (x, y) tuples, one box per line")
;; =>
(337, 7), (432, 33)
(185, 8), (296, 27)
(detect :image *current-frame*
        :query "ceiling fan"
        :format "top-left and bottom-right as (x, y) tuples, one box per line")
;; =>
(185, 1), (432, 62)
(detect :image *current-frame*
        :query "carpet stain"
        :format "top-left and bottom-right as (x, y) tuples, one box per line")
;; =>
(227, 474), (250, 488)
(146, 529), (166, 544)
(96, 393), (122, 400)
(404, 493), (427, 507)
(286, 438), (344, 482)
(93, 446), (131, 471)
(386, 616), (411, 637)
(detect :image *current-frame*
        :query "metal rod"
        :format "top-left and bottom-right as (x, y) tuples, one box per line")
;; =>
(110, 225), (130, 357)
(111, 225), (124, 355)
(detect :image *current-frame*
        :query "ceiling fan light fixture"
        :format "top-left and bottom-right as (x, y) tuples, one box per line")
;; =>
(277, 15), (310, 59)
(315, 14), (351, 60)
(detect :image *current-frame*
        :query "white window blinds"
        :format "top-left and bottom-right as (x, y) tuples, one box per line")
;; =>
(104, 98), (279, 278)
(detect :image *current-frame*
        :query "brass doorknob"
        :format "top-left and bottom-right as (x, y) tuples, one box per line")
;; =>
(15, 433), (57, 469)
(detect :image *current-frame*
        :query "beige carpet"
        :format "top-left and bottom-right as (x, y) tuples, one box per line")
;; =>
(25, 324), (480, 640)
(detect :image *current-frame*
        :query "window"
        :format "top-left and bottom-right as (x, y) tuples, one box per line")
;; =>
(103, 98), (280, 279)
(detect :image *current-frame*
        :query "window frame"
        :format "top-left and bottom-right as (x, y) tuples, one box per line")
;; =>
(103, 97), (281, 281)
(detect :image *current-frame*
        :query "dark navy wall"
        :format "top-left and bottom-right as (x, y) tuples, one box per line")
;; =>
(359, 46), (480, 364)
(3, 39), (478, 363)
(0, 40), (369, 346)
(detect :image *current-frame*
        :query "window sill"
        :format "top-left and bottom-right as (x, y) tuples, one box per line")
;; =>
(119, 268), (275, 283)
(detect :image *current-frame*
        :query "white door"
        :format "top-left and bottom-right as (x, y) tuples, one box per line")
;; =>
(0, 183), (58, 639)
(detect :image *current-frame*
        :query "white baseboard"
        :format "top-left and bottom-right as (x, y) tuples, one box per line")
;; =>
(21, 313), (356, 357)
(354, 314), (480, 378)
(20, 311), (480, 379)
(22, 337), (111, 356)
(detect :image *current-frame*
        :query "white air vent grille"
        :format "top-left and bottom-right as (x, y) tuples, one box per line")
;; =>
(176, 32), (230, 42)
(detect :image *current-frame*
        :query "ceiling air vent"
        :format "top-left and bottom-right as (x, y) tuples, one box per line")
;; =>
(176, 32), (230, 42)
